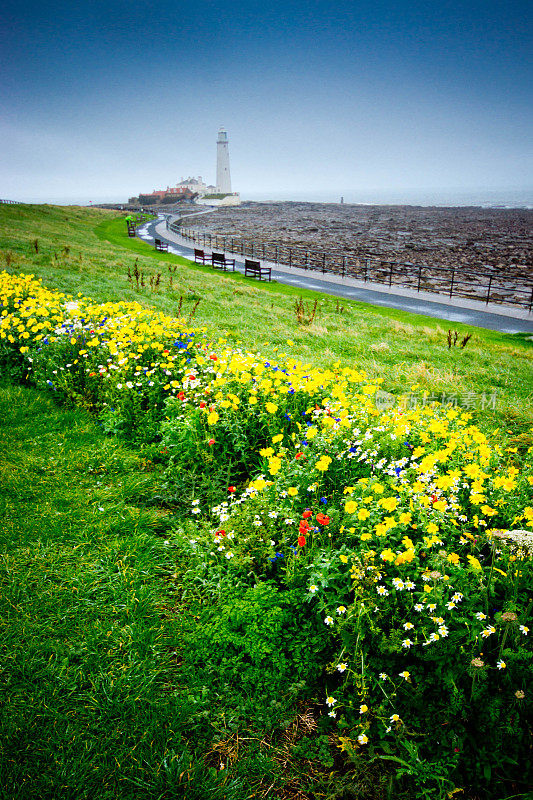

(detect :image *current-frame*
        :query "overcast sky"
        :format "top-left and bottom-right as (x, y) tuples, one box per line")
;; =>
(1, 0), (532, 204)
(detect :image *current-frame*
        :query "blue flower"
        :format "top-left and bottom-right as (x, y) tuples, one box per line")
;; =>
(349, 446), (358, 453)
(320, 497), (327, 505)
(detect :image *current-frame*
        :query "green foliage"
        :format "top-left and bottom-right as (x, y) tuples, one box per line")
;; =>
(177, 582), (331, 728)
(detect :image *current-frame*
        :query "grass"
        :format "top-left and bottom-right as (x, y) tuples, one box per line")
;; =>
(1, 205), (532, 798)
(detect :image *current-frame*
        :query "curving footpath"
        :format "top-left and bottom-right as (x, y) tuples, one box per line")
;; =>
(135, 214), (533, 335)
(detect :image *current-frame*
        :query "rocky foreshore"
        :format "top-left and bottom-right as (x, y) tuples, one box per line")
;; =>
(182, 201), (532, 307)
(189, 201), (533, 278)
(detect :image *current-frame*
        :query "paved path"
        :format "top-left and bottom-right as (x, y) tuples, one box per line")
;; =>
(135, 215), (533, 335)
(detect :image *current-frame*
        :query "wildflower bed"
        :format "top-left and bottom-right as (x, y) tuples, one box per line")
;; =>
(2, 270), (532, 797)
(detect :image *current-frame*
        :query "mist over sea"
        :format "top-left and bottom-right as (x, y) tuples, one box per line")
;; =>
(15, 188), (533, 209)
(241, 188), (533, 209)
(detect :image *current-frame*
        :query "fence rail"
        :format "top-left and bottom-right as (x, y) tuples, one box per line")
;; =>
(0, 199), (20, 205)
(168, 220), (533, 312)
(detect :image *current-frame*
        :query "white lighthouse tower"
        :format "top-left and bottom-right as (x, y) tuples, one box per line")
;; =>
(216, 127), (232, 194)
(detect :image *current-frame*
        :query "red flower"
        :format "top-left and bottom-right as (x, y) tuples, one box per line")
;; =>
(209, 355), (218, 361)
(228, 486), (236, 493)
(295, 452), (305, 460)
(162, 349), (169, 355)
(177, 391), (185, 400)
(316, 513), (330, 526)
(298, 536), (306, 547)
(302, 509), (312, 519)
(208, 438), (215, 446)
(199, 401), (206, 408)
(299, 522), (310, 535)
(216, 529), (226, 537)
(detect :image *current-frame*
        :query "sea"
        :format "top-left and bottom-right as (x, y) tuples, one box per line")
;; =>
(240, 188), (533, 209)
(10, 188), (533, 209)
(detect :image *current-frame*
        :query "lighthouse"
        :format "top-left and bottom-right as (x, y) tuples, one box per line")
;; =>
(216, 127), (232, 194)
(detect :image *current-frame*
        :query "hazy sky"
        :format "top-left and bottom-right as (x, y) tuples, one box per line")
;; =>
(1, 0), (532, 204)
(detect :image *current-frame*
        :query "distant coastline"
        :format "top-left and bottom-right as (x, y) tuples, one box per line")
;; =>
(9, 188), (533, 209)
(240, 189), (533, 209)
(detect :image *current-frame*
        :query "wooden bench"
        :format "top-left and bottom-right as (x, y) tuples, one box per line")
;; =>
(194, 248), (210, 264)
(211, 252), (235, 271)
(244, 259), (271, 281)
(154, 239), (168, 252)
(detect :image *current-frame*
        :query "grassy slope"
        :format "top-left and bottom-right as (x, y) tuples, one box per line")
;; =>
(1, 204), (531, 433)
(1, 205), (532, 799)
(0, 383), (253, 800)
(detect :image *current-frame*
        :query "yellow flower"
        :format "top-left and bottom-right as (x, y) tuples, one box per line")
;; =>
(467, 555), (482, 571)
(207, 411), (219, 425)
(288, 487), (298, 497)
(265, 402), (278, 414)
(379, 496), (398, 512)
(380, 548), (396, 562)
(357, 508), (370, 521)
(268, 456), (282, 475)
(344, 500), (358, 514)
(339, 555), (348, 564)
(426, 522), (439, 535)
(447, 552), (460, 565)
(316, 456), (332, 472)
(395, 549), (415, 565)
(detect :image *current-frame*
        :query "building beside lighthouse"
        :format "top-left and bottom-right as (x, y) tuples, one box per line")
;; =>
(131, 128), (240, 207)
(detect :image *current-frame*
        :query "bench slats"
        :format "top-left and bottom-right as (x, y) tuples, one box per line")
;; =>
(244, 258), (271, 281)
(211, 252), (235, 271)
